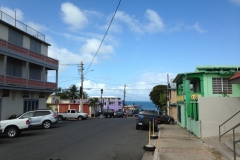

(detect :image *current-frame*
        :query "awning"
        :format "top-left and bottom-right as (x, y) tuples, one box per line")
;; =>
(229, 72), (240, 84)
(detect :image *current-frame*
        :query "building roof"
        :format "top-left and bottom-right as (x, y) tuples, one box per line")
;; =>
(173, 66), (239, 83)
(229, 72), (240, 84)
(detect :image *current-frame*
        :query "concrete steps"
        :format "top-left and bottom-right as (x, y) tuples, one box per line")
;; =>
(217, 137), (240, 160)
(217, 143), (240, 160)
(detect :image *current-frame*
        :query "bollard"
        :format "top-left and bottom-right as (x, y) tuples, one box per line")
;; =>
(143, 121), (156, 151)
(151, 119), (158, 139)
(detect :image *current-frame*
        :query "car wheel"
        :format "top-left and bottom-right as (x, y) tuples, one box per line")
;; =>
(136, 125), (139, 130)
(58, 115), (63, 121)
(6, 127), (19, 138)
(42, 121), (51, 129)
(169, 120), (174, 124)
(107, 115), (111, 118)
(142, 116), (150, 125)
(78, 116), (83, 121)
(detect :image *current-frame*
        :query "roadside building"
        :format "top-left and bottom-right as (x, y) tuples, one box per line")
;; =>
(173, 66), (240, 138)
(88, 96), (124, 115)
(0, 11), (58, 120)
(167, 79), (177, 121)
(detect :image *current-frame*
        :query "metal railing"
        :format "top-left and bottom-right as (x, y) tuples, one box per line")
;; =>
(0, 10), (45, 41)
(219, 110), (240, 160)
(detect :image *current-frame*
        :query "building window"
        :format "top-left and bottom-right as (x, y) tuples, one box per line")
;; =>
(30, 38), (41, 54)
(8, 28), (23, 46)
(23, 99), (39, 113)
(7, 57), (22, 77)
(2, 89), (9, 97)
(212, 78), (232, 94)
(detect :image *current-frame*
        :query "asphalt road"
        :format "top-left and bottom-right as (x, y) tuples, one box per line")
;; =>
(0, 117), (149, 160)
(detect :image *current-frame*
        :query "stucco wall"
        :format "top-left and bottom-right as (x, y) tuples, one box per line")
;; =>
(1, 90), (47, 120)
(0, 24), (8, 41)
(198, 97), (240, 137)
(203, 74), (240, 97)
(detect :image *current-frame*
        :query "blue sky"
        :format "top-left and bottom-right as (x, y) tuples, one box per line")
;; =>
(0, 0), (240, 101)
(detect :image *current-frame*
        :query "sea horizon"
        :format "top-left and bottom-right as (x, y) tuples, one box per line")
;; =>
(125, 100), (158, 110)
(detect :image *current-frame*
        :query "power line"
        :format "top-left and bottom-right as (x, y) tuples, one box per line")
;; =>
(84, 0), (122, 73)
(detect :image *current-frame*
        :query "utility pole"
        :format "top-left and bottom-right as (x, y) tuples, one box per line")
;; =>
(80, 61), (84, 112)
(123, 84), (126, 110)
(167, 74), (170, 115)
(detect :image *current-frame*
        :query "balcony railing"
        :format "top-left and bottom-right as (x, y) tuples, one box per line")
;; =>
(0, 39), (58, 67)
(0, 10), (45, 41)
(3, 75), (57, 90)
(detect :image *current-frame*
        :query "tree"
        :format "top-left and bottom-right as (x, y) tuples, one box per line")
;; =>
(149, 85), (167, 110)
(88, 98), (99, 117)
(69, 84), (78, 100)
(159, 92), (167, 112)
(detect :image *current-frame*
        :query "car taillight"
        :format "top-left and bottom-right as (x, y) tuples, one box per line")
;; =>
(136, 116), (139, 120)
(26, 120), (30, 124)
(52, 113), (57, 118)
(155, 119), (158, 123)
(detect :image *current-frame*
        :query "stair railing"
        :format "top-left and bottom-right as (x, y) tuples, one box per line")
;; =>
(232, 123), (240, 160)
(219, 110), (240, 142)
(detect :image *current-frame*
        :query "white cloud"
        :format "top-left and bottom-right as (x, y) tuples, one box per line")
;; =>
(115, 11), (143, 34)
(0, 6), (24, 21)
(80, 38), (114, 60)
(230, 0), (240, 5)
(187, 23), (206, 33)
(61, 2), (88, 30)
(25, 21), (48, 32)
(144, 9), (164, 33)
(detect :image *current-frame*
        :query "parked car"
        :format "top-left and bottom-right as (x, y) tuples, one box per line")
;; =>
(58, 109), (88, 121)
(0, 117), (31, 138)
(18, 109), (58, 129)
(136, 110), (159, 131)
(157, 112), (174, 124)
(98, 109), (115, 118)
(114, 111), (125, 118)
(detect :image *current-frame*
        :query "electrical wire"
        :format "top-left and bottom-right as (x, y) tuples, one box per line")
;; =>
(84, 0), (122, 74)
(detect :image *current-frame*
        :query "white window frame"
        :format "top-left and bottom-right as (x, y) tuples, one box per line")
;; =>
(212, 78), (232, 94)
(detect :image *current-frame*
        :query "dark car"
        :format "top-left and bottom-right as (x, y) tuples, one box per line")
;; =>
(100, 109), (115, 118)
(136, 110), (159, 131)
(157, 112), (174, 124)
(114, 111), (125, 118)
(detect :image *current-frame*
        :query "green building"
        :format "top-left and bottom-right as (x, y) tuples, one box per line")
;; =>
(173, 66), (240, 138)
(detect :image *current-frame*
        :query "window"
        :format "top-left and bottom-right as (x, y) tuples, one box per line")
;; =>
(30, 38), (41, 53)
(29, 63), (41, 80)
(23, 99), (39, 113)
(212, 78), (232, 94)
(7, 57), (22, 77)
(2, 89), (9, 97)
(8, 28), (23, 46)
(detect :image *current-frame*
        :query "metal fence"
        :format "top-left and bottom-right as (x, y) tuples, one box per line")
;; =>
(0, 10), (45, 41)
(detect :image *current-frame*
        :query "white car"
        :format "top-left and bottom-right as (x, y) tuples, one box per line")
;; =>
(0, 118), (31, 138)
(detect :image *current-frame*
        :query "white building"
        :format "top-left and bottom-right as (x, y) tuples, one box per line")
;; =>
(0, 11), (58, 120)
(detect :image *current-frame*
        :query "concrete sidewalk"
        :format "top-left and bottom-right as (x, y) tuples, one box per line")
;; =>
(142, 124), (228, 160)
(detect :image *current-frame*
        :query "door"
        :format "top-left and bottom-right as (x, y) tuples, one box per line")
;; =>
(68, 110), (76, 118)
(32, 111), (45, 125)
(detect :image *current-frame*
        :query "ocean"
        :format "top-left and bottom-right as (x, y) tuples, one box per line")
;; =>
(125, 101), (158, 111)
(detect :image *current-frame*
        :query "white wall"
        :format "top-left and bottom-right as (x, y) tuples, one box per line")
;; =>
(0, 24), (8, 41)
(1, 90), (47, 120)
(23, 35), (30, 50)
(198, 97), (240, 137)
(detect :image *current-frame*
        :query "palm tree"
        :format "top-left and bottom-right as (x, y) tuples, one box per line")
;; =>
(69, 84), (79, 101)
(88, 98), (99, 117)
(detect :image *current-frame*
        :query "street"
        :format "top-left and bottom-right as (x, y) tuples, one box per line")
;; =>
(0, 118), (149, 160)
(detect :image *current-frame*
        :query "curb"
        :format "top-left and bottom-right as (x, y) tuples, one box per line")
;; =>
(153, 129), (161, 160)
